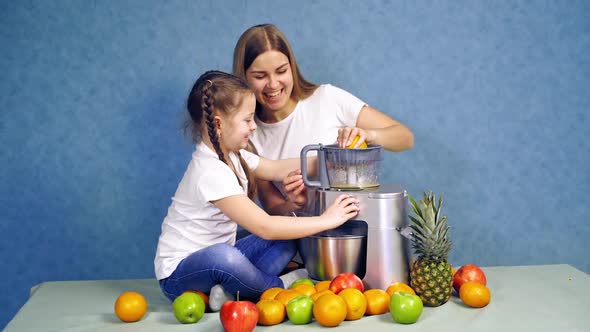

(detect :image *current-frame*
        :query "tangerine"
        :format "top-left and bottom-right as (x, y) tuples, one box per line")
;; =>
(274, 289), (302, 307)
(386, 282), (416, 296)
(256, 299), (285, 325)
(338, 288), (367, 320)
(114, 291), (147, 322)
(363, 289), (390, 315)
(459, 281), (491, 308)
(315, 280), (331, 292)
(260, 287), (284, 301)
(292, 283), (317, 297)
(312, 293), (347, 327)
(310, 289), (334, 302)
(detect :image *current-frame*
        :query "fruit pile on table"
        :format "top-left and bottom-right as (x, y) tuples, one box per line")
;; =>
(113, 266), (490, 330)
(112, 191), (491, 330)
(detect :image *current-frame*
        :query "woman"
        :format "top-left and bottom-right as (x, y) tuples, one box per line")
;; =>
(232, 23), (414, 216)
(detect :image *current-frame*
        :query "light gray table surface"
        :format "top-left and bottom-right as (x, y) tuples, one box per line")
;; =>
(5, 264), (589, 332)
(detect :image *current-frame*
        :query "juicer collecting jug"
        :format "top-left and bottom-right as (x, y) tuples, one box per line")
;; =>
(300, 143), (383, 190)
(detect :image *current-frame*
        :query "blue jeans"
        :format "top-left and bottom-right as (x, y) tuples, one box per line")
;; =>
(159, 234), (297, 301)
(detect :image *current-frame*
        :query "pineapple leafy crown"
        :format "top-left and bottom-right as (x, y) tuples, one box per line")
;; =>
(408, 190), (452, 261)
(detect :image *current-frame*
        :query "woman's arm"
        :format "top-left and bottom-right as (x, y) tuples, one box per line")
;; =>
(213, 193), (359, 240)
(338, 105), (414, 152)
(255, 178), (304, 216)
(243, 142), (309, 216)
(253, 157), (316, 215)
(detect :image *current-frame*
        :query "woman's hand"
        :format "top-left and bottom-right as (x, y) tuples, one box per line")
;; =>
(283, 170), (307, 211)
(321, 194), (360, 226)
(337, 127), (375, 148)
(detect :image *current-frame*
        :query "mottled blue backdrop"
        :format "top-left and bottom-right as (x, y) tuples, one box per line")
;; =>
(1, 0), (589, 328)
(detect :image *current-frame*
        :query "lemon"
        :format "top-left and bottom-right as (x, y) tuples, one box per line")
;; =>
(346, 136), (368, 149)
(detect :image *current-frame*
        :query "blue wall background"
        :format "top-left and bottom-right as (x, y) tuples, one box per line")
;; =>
(1, 0), (589, 328)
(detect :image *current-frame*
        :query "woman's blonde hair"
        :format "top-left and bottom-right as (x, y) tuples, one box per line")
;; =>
(232, 24), (318, 110)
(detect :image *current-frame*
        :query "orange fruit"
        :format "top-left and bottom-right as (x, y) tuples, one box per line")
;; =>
(260, 287), (284, 301)
(459, 281), (491, 308)
(256, 299), (285, 325)
(114, 291), (147, 322)
(274, 289), (302, 307)
(310, 289), (334, 302)
(338, 288), (367, 320)
(292, 284), (317, 297)
(315, 280), (331, 292)
(312, 293), (347, 327)
(386, 282), (416, 296)
(363, 289), (390, 315)
(346, 135), (368, 149)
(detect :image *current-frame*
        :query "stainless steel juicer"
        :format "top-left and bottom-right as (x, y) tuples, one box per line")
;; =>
(299, 144), (411, 290)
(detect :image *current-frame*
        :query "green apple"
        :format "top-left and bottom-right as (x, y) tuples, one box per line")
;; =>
(173, 292), (205, 324)
(289, 278), (315, 289)
(389, 291), (423, 324)
(286, 295), (314, 325)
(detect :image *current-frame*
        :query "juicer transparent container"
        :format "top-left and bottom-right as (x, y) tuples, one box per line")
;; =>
(300, 143), (383, 190)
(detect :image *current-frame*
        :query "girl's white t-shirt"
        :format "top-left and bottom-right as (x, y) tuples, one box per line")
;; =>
(154, 142), (260, 280)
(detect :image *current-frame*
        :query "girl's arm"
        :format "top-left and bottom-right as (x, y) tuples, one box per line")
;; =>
(337, 105), (414, 152)
(213, 193), (359, 240)
(253, 156), (317, 182)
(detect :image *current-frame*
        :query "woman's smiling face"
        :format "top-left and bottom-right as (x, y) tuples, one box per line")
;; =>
(245, 50), (295, 121)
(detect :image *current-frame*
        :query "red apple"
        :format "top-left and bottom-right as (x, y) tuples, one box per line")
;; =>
(453, 264), (487, 293)
(329, 272), (364, 294)
(219, 296), (258, 332)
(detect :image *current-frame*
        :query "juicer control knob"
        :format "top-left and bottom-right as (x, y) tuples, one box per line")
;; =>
(395, 226), (414, 239)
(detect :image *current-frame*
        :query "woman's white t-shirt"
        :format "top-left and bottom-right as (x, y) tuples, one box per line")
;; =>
(154, 142), (260, 280)
(249, 84), (365, 206)
(250, 84), (365, 160)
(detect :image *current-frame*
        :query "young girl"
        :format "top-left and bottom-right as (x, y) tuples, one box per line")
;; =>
(154, 70), (359, 311)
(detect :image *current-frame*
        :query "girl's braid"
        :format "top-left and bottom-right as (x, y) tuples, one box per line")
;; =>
(202, 83), (226, 164)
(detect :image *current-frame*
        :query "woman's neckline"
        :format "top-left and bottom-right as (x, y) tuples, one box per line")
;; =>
(257, 98), (298, 124)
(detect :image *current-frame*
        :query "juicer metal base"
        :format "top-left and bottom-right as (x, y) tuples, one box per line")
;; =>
(309, 184), (411, 290)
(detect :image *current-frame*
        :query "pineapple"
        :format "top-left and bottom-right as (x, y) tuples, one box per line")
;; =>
(408, 191), (453, 307)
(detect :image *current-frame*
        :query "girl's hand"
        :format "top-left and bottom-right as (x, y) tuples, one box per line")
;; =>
(321, 194), (360, 225)
(337, 127), (374, 148)
(283, 170), (307, 211)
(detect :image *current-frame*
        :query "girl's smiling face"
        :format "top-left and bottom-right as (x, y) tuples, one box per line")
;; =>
(218, 92), (257, 153)
(245, 50), (296, 122)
